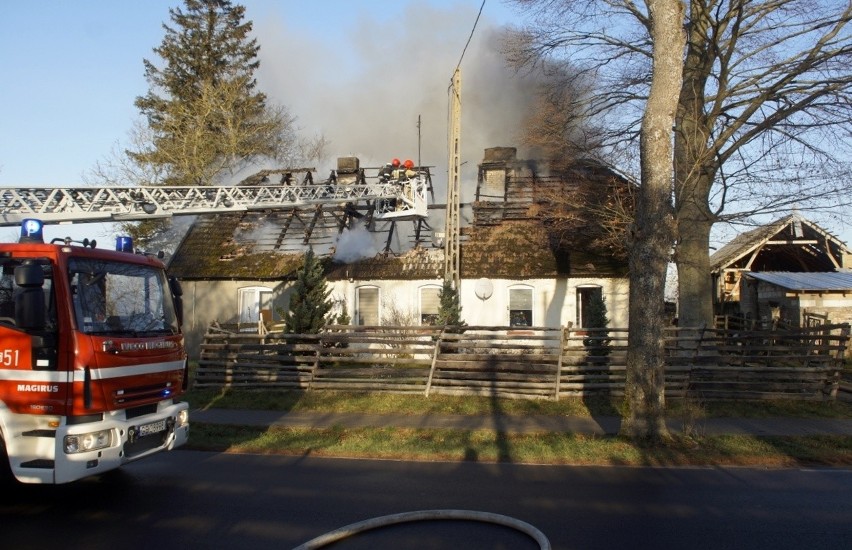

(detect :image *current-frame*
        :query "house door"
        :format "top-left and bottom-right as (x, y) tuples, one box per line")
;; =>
(239, 286), (272, 328)
(576, 286), (603, 329)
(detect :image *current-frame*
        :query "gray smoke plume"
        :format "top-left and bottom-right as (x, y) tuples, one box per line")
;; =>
(252, 3), (542, 205)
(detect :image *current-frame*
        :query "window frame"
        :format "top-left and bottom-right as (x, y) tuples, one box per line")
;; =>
(355, 286), (380, 326)
(238, 286), (273, 327)
(508, 285), (534, 327)
(419, 285), (442, 326)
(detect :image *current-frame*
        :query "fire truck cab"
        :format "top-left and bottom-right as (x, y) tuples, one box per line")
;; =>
(0, 219), (189, 484)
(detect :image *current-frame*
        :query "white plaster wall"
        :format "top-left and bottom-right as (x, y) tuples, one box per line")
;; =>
(459, 277), (629, 328)
(328, 277), (629, 328)
(182, 279), (290, 358)
(185, 276), (630, 358)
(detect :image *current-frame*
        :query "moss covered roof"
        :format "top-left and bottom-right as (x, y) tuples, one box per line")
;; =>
(460, 221), (627, 279)
(169, 214), (627, 281)
(168, 213), (306, 279)
(325, 248), (443, 281)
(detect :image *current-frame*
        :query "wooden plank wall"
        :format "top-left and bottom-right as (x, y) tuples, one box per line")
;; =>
(196, 323), (850, 401)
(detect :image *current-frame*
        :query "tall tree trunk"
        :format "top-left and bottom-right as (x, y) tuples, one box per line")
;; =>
(675, 197), (715, 328)
(622, 0), (685, 442)
(673, 0), (717, 329)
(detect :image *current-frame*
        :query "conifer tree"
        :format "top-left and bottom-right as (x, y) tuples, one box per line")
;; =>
(436, 280), (466, 330)
(132, 0), (294, 186)
(583, 292), (611, 357)
(333, 300), (351, 326)
(282, 248), (333, 334)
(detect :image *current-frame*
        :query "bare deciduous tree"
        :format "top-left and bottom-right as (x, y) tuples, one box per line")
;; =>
(673, 0), (852, 326)
(622, 0), (684, 441)
(514, 60), (606, 169)
(84, 120), (167, 187)
(507, 0), (852, 329)
(294, 134), (332, 171)
(133, 77), (298, 185)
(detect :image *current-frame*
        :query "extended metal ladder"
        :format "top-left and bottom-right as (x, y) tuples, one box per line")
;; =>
(0, 176), (429, 226)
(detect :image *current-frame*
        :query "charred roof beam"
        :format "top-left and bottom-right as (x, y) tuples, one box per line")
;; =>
(303, 204), (323, 245)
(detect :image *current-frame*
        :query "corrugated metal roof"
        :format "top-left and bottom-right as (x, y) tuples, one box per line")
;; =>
(744, 271), (852, 292)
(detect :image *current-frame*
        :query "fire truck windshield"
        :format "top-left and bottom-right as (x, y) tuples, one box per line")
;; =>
(68, 258), (179, 336)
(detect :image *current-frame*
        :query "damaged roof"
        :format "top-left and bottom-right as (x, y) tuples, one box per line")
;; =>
(460, 221), (626, 279)
(324, 248), (443, 281)
(167, 215), (625, 281)
(167, 212), (308, 280)
(710, 214), (850, 273)
(167, 155), (631, 281)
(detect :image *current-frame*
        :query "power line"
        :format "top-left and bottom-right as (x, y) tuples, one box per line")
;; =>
(452, 0), (486, 77)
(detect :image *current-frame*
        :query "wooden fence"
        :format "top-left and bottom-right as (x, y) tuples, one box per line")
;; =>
(196, 323), (850, 401)
(840, 372), (852, 402)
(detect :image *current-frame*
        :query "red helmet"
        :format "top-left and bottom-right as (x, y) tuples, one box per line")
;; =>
(391, 158), (400, 167)
(403, 159), (414, 169)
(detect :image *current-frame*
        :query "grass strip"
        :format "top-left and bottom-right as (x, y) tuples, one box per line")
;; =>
(185, 389), (852, 419)
(185, 423), (852, 468)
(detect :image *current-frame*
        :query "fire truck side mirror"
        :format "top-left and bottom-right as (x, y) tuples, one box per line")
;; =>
(169, 276), (184, 328)
(14, 264), (46, 330)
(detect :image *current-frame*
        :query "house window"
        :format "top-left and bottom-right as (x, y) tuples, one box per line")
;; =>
(480, 168), (507, 199)
(509, 287), (533, 327)
(239, 286), (273, 328)
(576, 286), (603, 328)
(420, 286), (441, 325)
(356, 286), (380, 325)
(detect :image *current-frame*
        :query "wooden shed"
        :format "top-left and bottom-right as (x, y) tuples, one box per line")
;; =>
(740, 271), (852, 327)
(710, 214), (852, 320)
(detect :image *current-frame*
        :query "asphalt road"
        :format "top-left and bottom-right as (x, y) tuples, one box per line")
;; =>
(2, 450), (851, 549)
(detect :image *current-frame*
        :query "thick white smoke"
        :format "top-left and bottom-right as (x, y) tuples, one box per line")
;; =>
(333, 224), (378, 263)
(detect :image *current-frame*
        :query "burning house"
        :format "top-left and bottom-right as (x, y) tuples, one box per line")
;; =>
(167, 147), (633, 357)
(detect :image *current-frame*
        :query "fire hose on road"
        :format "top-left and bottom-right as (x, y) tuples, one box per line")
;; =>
(292, 508), (551, 549)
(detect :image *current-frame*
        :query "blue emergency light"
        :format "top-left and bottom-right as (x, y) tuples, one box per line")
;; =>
(19, 218), (45, 243)
(116, 236), (134, 253)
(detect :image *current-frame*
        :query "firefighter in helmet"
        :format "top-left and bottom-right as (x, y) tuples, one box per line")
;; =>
(402, 159), (416, 178)
(378, 158), (400, 183)
(399, 159), (417, 207)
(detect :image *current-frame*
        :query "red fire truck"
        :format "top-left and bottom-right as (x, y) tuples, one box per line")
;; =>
(0, 219), (189, 484)
(0, 165), (431, 483)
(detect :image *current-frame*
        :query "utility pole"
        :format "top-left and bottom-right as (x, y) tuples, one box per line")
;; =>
(444, 68), (461, 289)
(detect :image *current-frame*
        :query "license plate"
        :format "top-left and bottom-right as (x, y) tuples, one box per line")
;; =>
(138, 419), (167, 436)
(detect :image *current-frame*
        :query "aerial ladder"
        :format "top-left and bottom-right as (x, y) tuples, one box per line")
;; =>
(0, 162), (431, 227)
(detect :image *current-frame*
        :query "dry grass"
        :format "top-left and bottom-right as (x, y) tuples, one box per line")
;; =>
(186, 424), (852, 468)
(185, 388), (852, 418)
(183, 389), (852, 467)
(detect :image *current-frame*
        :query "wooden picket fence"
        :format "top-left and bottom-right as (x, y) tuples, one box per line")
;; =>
(195, 323), (850, 401)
